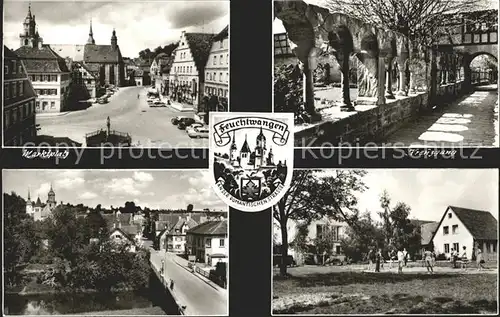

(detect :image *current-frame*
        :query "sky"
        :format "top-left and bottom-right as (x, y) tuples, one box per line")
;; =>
(3, 0), (229, 57)
(351, 169), (498, 222)
(2, 169), (227, 211)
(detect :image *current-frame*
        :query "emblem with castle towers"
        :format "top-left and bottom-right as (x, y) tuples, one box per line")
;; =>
(226, 127), (287, 170)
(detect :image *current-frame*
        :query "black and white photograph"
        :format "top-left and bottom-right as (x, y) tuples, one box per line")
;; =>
(210, 113), (294, 212)
(3, 0), (229, 147)
(272, 169), (498, 314)
(3, 169), (229, 316)
(273, 0), (498, 147)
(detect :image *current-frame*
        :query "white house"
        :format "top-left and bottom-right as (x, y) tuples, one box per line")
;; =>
(109, 225), (140, 253)
(274, 215), (348, 262)
(186, 220), (228, 267)
(430, 206), (498, 261)
(168, 31), (214, 110)
(204, 26), (229, 101)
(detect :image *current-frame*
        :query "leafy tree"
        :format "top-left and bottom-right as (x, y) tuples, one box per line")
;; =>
(378, 190), (393, 249)
(340, 210), (384, 262)
(274, 64), (303, 115)
(4, 192), (39, 287)
(187, 204), (194, 213)
(323, 0), (483, 46)
(123, 201), (137, 214)
(273, 170), (367, 276)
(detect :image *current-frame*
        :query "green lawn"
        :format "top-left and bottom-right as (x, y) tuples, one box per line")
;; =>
(273, 268), (498, 314)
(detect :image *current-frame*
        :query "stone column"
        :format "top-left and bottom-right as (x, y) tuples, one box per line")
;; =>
(377, 55), (386, 105)
(396, 56), (408, 96)
(334, 51), (355, 112)
(385, 57), (395, 99)
(294, 46), (321, 121)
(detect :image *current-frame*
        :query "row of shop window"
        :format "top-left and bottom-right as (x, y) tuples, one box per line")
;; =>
(4, 100), (35, 129)
(35, 89), (58, 96)
(205, 86), (228, 98)
(4, 81), (25, 100)
(36, 100), (58, 111)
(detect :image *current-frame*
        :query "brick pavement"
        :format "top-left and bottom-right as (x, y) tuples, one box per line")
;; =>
(382, 86), (498, 147)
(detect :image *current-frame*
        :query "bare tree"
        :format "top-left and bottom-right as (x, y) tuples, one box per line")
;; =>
(273, 169), (367, 276)
(322, 0), (488, 46)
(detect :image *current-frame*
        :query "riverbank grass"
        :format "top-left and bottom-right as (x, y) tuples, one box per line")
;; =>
(273, 268), (498, 314)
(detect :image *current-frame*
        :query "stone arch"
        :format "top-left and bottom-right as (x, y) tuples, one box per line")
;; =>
(359, 32), (379, 57)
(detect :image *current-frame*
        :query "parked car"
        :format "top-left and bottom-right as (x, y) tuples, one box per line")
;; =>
(186, 123), (204, 133)
(187, 126), (209, 138)
(151, 101), (165, 107)
(97, 98), (109, 104)
(273, 254), (296, 267)
(171, 116), (188, 125)
(177, 118), (197, 130)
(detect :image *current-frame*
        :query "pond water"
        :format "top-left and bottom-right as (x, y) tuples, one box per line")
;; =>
(4, 290), (163, 315)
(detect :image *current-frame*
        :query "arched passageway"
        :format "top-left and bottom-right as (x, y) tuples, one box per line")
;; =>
(469, 53), (498, 86)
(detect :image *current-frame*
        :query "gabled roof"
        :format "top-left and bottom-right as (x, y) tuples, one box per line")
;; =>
(420, 222), (439, 245)
(187, 220), (227, 236)
(240, 137), (251, 153)
(213, 25), (229, 42)
(171, 217), (199, 232)
(184, 32), (215, 72)
(84, 44), (122, 63)
(35, 197), (43, 207)
(450, 206), (498, 240)
(15, 45), (70, 73)
(110, 227), (136, 242)
(430, 206), (498, 242)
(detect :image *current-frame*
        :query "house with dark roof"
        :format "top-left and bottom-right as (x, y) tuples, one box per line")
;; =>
(186, 220), (228, 267)
(169, 31), (215, 112)
(14, 5), (72, 113)
(430, 206), (498, 261)
(150, 53), (174, 96)
(3, 46), (37, 145)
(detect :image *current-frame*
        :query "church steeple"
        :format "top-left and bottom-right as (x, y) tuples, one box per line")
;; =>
(87, 19), (95, 44)
(20, 2), (42, 48)
(111, 28), (118, 49)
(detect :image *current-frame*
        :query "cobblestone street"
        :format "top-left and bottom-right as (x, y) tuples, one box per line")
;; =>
(382, 85), (498, 147)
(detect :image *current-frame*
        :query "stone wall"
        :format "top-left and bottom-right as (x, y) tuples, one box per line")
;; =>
(295, 81), (466, 146)
(295, 93), (428, 146)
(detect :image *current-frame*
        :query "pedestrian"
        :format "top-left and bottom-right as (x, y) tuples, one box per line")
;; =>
(375, 248), (381, 272)
(424, 248), (434, 274)
(138, 93), (140, 99)
(389, 249), (396, 270)
(403, 248), (408, 267)
(397, 249), (405, 274)
(461, 246), (468, 270)
(367, 249), (374, 271)
(476, 248), (485, 271)
(452, 248), (458, 268)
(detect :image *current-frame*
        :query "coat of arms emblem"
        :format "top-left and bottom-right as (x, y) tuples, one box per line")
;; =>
(210, 113), (294, 212)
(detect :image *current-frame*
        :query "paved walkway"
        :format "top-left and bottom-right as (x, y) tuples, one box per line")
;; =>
(149, 251), (227, 316)
(382, 86), (498, 147)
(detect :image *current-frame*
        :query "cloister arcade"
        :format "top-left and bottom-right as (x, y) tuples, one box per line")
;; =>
(274, 0), (498, 129)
